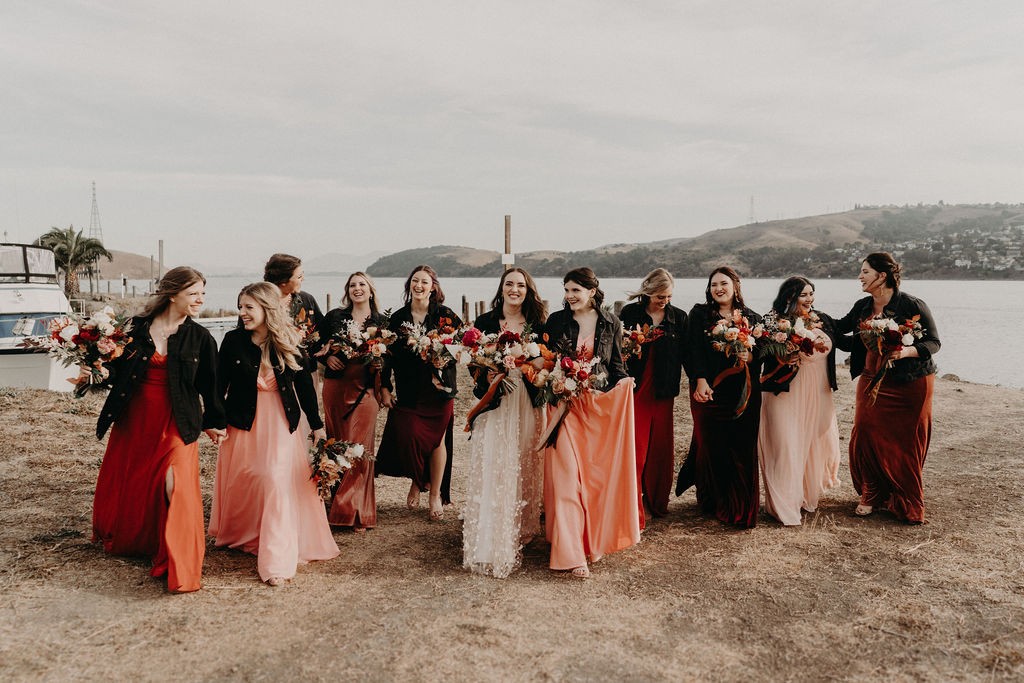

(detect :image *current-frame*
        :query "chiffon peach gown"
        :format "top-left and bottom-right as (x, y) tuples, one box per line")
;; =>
(758, 332), (841, 525)
(325, 364), (378, 529)
(92, 353), (205, 593)
(544, 340), (640, 571)
(209, 367), (339, 581)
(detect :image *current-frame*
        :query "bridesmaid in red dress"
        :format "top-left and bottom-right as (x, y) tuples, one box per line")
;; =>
(321, 272), (385, 532)
(833, 253), (940, 523)
(209, 282), (339, 586)
(93, 266), (226, 594)
(543, 267), (640, 578)
(619, 268), (687, 526)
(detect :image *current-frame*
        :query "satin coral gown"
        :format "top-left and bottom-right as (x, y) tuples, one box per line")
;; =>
(544, 338), (641, 570)
(92, 352), (204, 593)
(758, 332), (841, 525)
(324, 364), (378, 529)
(849, 349), (934, 523)
(209, 367), (339, 581)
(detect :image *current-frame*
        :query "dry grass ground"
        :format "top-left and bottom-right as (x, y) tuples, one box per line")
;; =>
(1, 374), (1022, 682)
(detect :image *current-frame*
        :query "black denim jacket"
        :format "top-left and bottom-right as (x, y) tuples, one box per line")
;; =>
(381, 304), (463, 406)
(543, 306), (628, 389)
(619, 301), (688, 399)
(833, 289), (941, 383)
(218, 328), (323, 432)
(96, 316), (225, 444)
(684, 303), (763, 385)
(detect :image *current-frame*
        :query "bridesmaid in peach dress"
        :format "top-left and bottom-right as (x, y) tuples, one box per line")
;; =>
(209, 282), (339, 586)
(757, 277), (841, 526)
(542, 268), (640, 578)
(321, 272), (384, 532)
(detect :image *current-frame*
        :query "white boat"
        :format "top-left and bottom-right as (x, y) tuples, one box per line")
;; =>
(0, 243), (79, 391)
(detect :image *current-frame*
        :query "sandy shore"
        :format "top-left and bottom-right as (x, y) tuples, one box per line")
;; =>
(0, 373), (1022, 681)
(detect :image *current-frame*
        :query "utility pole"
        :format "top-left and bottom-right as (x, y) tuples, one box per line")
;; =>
(502, 215), (513, 271)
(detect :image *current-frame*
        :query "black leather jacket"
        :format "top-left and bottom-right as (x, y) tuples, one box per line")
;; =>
(96, 316), (225, 444)
(218, 328), (323, 432)
(619, 301), (688, 399)
(833, 289), (940, 382)
(467, 308), (547, 415)
(543, 306), (628, 390)
(381, 304), (463, 406)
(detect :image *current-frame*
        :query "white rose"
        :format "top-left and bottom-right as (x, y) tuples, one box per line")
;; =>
(349, 443), (365, 458)
(563, 377), (578, 392)
(59, 324), (79, 341)
(525, 342), (540, 357)
(365, 326), (378, 337)
(886, 319), (899, 331)
(901, 333), (915, 346)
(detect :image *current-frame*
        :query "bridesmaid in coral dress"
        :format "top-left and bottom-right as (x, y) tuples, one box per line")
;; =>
(619, 268), (688, 526)
(93, 266), (226, 593)
(209, 282), (339, 586)
(758, 276), (841, 526)
(543, 267), (640, 578)
(320, 272), (385, 532)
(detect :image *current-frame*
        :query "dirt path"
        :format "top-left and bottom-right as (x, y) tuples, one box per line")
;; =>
(1, 375), (1022, 681)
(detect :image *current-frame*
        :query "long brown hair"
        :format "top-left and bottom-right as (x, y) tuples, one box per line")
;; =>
(489, 267), (547, 325)
(704, 266), (746, 310)
(402, 264), (445, 308)
(141, 266), (205, 318)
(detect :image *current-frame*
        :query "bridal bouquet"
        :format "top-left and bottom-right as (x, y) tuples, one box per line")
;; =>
(709, 309), (764, 361)
(858, 314), (925, 403)
(20, 306), (133, 397)
(758, 311), (822, 362)
(621, 323), (665, 361)
(308, 437), (371, 501)
(466, 328), (541, 391)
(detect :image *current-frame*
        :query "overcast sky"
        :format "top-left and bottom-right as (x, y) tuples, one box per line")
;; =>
(2, 1), (1022, 271)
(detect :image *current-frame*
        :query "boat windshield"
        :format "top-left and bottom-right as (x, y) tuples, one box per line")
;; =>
(0, 244), (60, 284)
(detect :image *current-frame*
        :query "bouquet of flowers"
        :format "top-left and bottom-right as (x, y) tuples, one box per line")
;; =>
(403, 316), (461, 369)
(758, 311), (822, 362)
(465, 328), (541, 392)
(709, 309), (764, 361)
(318, 318), (398, 369)
(620, 323), (665, 362)
(19, 306), (133, 397)
(533, 348), (608, 408)
(308, 437), (371, 501)
(858, 314), (925, 403)
(290, 300), (320, 350)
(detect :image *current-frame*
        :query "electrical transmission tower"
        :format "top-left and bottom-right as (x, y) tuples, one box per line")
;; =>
(87, 181), (104, 293)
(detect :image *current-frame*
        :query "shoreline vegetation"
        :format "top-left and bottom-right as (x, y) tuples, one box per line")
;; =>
(1, 372), (1022, 680)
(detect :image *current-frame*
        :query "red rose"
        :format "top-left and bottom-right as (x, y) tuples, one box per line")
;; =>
(460, 327), (483, 346)
(560, 356), (575, 371)
(576, 369), (589, 382)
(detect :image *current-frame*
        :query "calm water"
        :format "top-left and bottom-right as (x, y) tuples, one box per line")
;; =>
(112, 275), (1024, 389)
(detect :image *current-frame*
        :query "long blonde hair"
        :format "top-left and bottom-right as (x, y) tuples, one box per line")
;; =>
(238, 282), (303, 371)
(627, 267), (674, 303)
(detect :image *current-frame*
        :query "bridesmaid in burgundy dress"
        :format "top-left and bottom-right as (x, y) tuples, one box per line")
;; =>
(375, 265), (463, 521)
(833, 252), (940, 523)
(321, 272), (385, 532)
(675, 266), (762, 528)
(619, 268), (687, 526)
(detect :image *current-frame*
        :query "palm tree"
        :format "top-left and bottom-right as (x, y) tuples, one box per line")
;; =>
(35, 225), (113, 297)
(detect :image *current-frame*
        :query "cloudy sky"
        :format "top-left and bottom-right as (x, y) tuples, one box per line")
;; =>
(2, 1), (1022, 271)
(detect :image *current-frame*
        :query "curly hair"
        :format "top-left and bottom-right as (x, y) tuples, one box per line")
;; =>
(488, 267), (547, 325)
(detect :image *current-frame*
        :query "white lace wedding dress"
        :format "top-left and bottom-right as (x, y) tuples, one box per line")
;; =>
(461, 370), (545, 578)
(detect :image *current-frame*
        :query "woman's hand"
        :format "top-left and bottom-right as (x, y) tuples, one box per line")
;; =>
(204, 428), (227, 445)
(311, 427), (327, 443)
(889, 346), (919, 363)
(813, 338), (830, 354)
(486, 369), (501, 385)
(325, 356), (344, 371)
(378, 387), (395, 409)
(736, 350), (751, 363)
(693, 378), (713, 403)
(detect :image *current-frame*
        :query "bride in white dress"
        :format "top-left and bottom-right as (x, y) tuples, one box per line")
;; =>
(461, 268), (547, 578)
